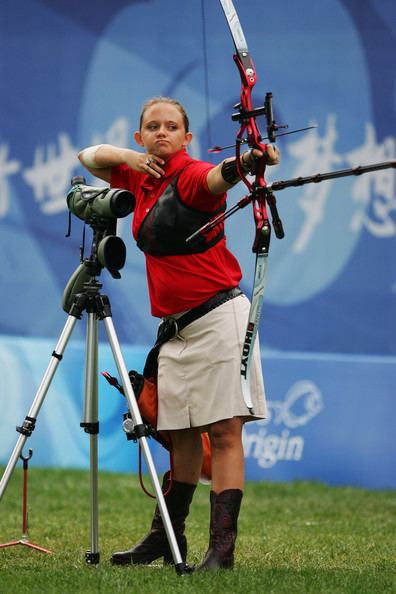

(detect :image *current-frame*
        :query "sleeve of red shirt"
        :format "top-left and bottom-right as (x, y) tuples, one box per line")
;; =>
(111, 159), (226, 213)
(111, 164), (135, 191)
(177, 161), (227, 212)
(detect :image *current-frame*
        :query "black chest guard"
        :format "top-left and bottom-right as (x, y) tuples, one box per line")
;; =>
(136, 172), (225, 256)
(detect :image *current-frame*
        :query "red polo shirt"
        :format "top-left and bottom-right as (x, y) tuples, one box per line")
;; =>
(111, 150), (242, 317)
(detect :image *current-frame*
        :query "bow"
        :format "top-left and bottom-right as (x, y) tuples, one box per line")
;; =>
(218, 0), (284, 413)
(190, 1), (396, 413)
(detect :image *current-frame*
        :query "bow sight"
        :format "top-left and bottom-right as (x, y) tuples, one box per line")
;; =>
(232, 92), (286, 144)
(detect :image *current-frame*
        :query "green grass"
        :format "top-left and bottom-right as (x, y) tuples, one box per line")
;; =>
(0, 467), (395, 593)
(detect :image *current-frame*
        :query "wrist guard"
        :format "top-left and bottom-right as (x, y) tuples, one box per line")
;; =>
(221, 154), (251, 185)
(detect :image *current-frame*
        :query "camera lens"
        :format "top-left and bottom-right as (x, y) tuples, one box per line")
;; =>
(109, 190), (135, 218)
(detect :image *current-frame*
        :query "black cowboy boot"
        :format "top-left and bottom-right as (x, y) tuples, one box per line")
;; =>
(111, 471), (196, 565)
(198, 489), (243, 570)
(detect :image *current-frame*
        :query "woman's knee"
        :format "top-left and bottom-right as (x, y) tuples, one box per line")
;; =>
(167, 428), (203, 483)
(209, 417), (243, 450)
(168, 428), (202, 453)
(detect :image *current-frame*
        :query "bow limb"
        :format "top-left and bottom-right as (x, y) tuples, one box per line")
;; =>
(220, 0), (269, 191)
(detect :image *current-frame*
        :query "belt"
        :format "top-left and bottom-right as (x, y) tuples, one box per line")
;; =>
(158, 286), (242, 344)
(143, 286), (243, 377)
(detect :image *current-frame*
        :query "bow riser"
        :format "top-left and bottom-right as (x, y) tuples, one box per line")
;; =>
(233, 53), (268, 188)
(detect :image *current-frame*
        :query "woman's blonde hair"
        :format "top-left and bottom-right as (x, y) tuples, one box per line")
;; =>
(139, 96), (190, 132)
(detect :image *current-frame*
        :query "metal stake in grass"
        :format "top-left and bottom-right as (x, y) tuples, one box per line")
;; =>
(0, 449), (52, 554)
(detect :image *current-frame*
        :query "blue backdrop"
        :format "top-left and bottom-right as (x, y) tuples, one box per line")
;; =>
(0, 0), (395, 489)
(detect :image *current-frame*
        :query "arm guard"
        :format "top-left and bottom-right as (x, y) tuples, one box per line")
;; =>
(221, 152), (253, 184)
(79, 145), (104, 168)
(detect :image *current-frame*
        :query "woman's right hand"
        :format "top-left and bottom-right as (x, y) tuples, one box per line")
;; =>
(132, 152), (165, 178)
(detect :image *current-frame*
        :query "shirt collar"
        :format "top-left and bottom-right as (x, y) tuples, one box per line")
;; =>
(141, 149), (192, 191)
(162, 149), (192, 178)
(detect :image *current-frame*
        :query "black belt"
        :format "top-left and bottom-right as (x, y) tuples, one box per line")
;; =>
(143, 286), (243, 377)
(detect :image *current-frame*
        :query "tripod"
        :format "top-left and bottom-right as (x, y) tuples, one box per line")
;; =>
(0, 250), (189, 574)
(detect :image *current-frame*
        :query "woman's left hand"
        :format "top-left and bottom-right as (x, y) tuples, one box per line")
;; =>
(264, 144), (280, 166)
(249, 145), (280, 166)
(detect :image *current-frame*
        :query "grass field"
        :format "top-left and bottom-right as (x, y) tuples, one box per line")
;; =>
(0, 466), (395, 593)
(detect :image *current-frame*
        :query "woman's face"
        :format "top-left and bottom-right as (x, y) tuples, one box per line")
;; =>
(134, 102), (192, 160)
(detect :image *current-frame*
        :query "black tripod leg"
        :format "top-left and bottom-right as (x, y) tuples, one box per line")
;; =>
(102, 316), (191, 575)
(0, 315), (79, 502)
(80, 312), (100, 565)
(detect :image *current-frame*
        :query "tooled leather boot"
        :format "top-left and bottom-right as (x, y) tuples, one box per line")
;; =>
(197, 489), (243, 570)
(111, 471), (196, 565)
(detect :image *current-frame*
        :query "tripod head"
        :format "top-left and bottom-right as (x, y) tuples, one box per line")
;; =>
(62, 176), (135, 314)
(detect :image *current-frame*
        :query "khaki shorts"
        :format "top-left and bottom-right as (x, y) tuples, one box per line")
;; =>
(157, 294), (267, 430)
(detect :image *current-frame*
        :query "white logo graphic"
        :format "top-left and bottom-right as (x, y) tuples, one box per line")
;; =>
(243, 380), (324, 469)
(0, 143), (21, 219)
